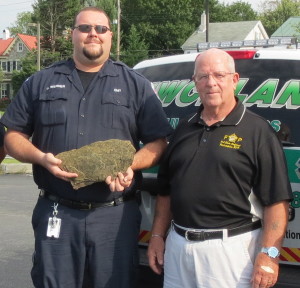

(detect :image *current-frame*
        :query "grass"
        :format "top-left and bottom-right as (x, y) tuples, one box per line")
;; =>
(2, 158), (20, 164)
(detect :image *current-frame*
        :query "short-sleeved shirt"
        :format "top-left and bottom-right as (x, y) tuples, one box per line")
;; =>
(158, 99), (293, 229)
(1, 59), (173, 202)
(0, 124), (4, 147)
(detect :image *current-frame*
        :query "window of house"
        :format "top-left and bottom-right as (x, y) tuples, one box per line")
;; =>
(17, 42), (23, 52)
(1, 83), (9, 97)
(16, 60), (21, 71)
(1, 61), (7, 72)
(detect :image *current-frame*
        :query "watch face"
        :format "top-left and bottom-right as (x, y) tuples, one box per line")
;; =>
(261, 247), (280, 258)
(268, 247), (279, 258)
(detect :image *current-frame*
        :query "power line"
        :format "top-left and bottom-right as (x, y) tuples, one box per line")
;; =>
(0, 1), (33, 7)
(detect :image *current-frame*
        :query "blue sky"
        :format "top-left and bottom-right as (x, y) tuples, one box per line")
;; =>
(0, 0), (34, 35)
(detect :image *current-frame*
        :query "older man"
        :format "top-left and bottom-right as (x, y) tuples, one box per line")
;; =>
(148, 48), (292, 288)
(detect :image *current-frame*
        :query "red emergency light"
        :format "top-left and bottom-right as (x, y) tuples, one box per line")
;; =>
(226, 50), (257, 59)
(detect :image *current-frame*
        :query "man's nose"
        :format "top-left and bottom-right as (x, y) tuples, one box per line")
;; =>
(88, 27), (98, 36)
(207, 74), (217, 84)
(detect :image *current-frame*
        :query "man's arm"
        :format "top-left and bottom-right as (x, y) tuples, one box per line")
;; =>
(147, 195), (172, 275)
(5, 129), (78, 180)
(106, 138), (168, 191)
(251, 201), (289, 288)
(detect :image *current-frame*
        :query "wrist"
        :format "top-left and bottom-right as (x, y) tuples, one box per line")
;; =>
(260, 246), (280, 258)
(151, 233), (164, 239)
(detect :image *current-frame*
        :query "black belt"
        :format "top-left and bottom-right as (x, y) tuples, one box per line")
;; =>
(39, 190), (128, 210)
(173, 221), (261, 242)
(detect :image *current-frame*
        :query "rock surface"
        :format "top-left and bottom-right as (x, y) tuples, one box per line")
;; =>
(56, 139), (135, 189)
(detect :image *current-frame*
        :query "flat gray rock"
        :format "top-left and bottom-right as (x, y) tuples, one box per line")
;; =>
(56, 139), (135, 189)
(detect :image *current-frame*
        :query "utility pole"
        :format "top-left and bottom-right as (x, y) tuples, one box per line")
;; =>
(28, 22), (41, 71)
(116, 0), (121, 61)
(205, 0), (209, 42)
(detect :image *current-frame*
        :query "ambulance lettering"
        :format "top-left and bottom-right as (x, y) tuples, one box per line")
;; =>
(154, 78), (300, 109)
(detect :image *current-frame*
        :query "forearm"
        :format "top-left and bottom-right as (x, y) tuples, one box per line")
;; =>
(261, 201), (289, 249)
(148, 194), (172, 274)
(5, 129), (45, 165)
(251, 201), (289, 286)
(131, 138), (167, 171)
(5, 129), (78, 180)
(151, 195), (172, 237)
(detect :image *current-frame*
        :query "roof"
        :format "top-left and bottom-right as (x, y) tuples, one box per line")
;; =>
(18, 34), (37, 50)
(0, 38), (14, 56)
(0, 33), (36, 56)
(182, 21), (267, 50)
(272, 17), (300, 38)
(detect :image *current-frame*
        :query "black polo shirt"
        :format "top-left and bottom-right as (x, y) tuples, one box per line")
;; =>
(1, 59), (173, 202)
(158, 100), (293, 229)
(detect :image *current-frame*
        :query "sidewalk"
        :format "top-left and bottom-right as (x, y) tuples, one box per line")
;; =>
(0, 157), (32, 174)
(0, 163), (32, 174)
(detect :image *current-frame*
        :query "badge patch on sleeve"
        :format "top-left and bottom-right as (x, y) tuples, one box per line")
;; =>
(220, 133), (243, 149)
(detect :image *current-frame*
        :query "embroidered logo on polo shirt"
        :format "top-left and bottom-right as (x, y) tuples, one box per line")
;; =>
(220, 133), (242, 149)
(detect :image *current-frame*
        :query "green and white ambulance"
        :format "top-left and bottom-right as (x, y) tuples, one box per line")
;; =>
(134, 38), (300, 287)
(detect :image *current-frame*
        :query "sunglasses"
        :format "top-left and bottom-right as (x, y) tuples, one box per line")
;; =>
(74, 24), (111, 34)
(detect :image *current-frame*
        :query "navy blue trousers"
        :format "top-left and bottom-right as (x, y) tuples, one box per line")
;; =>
(31, 196), (141, 288)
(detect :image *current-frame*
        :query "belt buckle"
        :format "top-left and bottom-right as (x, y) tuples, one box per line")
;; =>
(79, 202), (92, 210)
(185, 229), (206, 242)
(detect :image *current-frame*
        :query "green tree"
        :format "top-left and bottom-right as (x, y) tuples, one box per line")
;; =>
(11, 52), (37, 94)
(259, 0), (300, 35)
(122, 25), (149, 67)
(8, 12), (35, 36)
(215, 1), (257, 22)
(121, 0), (202, 57)
(121, 0), (258, 58)
(32, 0), (83, 52)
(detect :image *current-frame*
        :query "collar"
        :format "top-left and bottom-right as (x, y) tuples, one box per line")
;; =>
(188, 98), (246, 127)
(53, 58), (119, 78)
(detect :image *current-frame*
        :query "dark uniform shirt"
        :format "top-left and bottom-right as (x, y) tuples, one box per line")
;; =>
(1, 59), (173, 202)
(158, 99), (293, 229)
(0, 124), (4, 147)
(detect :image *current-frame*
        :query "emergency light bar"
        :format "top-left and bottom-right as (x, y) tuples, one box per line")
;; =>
(196, 38), (297, 52)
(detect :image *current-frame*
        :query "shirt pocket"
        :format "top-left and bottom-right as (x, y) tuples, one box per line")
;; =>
(38, 89), (68, 126)
(101, 93), (131, 129)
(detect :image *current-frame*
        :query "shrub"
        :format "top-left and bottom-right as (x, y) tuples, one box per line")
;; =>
(0, 97), (11, 110)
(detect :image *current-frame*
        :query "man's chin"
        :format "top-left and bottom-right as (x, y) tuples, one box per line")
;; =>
(83, 48), (103, 61)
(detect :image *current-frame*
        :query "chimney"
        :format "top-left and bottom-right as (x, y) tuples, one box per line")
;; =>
(2, 29), (10, 40)
(198, 12), (206, 33)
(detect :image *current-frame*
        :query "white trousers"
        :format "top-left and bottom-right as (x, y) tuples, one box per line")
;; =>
(163, 224), (262, 288)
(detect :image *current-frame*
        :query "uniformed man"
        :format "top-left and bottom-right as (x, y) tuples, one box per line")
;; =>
(148, 48), (293, 288)
(1, 6), (172, 288)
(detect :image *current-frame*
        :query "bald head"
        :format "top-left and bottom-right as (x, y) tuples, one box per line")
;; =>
(194, 48), (236, 75)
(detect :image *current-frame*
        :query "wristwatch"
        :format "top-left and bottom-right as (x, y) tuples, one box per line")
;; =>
(261, 247), (280, 258)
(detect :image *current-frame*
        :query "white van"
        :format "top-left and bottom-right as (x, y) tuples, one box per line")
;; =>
(134, 40), (300, 287)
